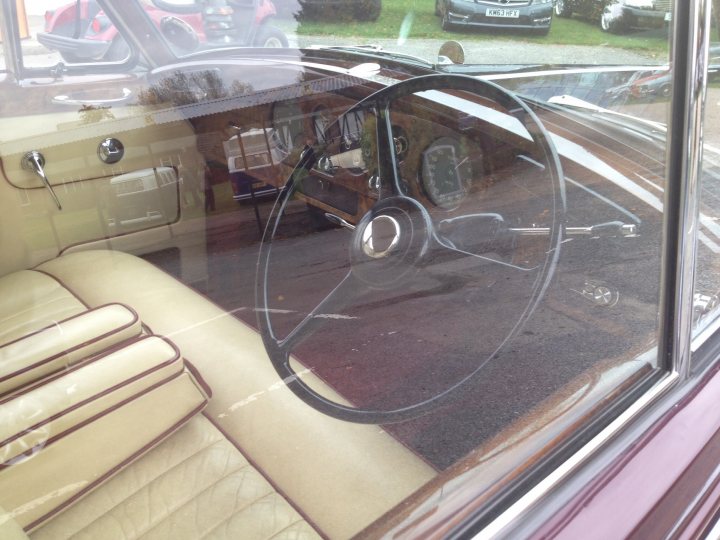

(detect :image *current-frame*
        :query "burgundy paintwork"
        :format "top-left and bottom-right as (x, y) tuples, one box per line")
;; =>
(533, 364), (720, 538)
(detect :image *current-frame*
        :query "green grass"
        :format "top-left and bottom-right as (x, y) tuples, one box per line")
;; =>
(289, 0), (669, 56)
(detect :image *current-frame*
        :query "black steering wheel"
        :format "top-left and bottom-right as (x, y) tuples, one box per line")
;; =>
(257, 74), (565, 424)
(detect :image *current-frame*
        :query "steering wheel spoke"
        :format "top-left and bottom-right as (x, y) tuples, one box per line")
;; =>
(376, 100), (404, 198)
(432, 213), (541, 272)
(278, 271), (363, 353)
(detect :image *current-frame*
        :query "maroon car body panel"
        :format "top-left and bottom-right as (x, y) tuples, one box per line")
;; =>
(533, 364), (720, 538)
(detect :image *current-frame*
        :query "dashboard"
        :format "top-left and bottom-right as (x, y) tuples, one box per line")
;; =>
(147, 62), (551, 248)
(268, 88), (534, 227)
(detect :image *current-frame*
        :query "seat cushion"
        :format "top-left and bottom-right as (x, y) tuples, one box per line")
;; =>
(0, 506), (28, 540)
(0, 334), (209, 531)
(0, 270), (86, 346)
(0, 303), (141, 396)
(30, 414), (320, 540)
(36, 250), (435, 539)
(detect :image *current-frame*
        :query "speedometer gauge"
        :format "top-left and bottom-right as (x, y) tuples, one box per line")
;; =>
(420, 137), (473, 210)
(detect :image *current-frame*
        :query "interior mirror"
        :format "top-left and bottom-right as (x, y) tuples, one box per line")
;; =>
(438, 40), (465, 65)
(160, 16), (200, 53)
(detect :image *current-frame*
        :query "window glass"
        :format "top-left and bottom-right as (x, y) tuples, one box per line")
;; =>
(144, 0), (673, 484)
(16, 0), (130, 68)
(0, 0), (681, 535)
(693, 43), (720, 337)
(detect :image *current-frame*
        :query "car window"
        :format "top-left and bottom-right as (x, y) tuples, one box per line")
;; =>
(143, 0), (672, 508)
(13, 0), (130, 68)
(694, 59), (720, 340)
(3, 0), (711, 538)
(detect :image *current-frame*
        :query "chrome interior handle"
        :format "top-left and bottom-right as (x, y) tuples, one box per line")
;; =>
(21, 151), (62, 210)
(510, 221), (637, 238)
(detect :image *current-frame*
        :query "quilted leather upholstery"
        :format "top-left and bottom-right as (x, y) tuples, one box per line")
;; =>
(31, 414), (320, 540)
(0, 269), (212, 533)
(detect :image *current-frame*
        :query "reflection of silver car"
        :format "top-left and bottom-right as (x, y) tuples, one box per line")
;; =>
(629, 69), (671, 99)
(555, 0), (671, 34)
(436, 0), (554, 36)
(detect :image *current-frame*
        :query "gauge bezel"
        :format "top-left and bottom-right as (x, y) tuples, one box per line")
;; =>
(420, 136), (474, 210)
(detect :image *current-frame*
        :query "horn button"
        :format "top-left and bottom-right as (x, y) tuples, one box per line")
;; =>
(361, 215), (401, 259)
(350, 197), (431, 288)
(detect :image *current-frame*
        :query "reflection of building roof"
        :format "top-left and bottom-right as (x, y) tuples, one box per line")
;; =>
(166, 72), (369, 123)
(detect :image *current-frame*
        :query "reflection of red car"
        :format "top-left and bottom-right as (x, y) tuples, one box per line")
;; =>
(38, 0), (286, 63)
(629, 69), (672, 99)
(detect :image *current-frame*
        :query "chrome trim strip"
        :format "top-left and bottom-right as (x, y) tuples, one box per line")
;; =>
(658, 0), (711, 377)
(702, 510), (720, 538)
(483, 65), (669, 82)
(475, 371), (679, 539)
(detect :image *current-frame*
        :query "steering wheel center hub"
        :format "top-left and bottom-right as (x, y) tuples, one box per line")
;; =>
(349, 197), (432, 289)
(361, 215), (401, 259)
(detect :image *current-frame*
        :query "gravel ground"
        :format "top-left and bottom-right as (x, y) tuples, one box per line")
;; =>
(294, 35), (663, 66)
(7, 14), (663, 69)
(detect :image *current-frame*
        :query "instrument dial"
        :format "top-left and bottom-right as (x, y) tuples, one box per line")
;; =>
(420, 137), (473, 210)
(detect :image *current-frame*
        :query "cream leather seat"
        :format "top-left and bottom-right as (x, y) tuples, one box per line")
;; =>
(0, 270), (86, 345)
(0, 250), (435, 539)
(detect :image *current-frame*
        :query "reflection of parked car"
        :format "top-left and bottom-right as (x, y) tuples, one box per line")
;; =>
(555, 0), (672, 33)
(602, 69), (656, 103)
(223, 128), (287, 201)
(435, 0), (554, 35)
(38, 0), (286, 63)
(109, 167), (180, 232)
(607, 60), (717, 104)
(629, 68), (671, 99)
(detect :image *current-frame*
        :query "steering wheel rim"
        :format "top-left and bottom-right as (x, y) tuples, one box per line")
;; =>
(257, 74), (565, 424)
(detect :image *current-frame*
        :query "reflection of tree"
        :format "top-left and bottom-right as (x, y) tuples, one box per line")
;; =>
(79, 104), (115, 124)
(714, 0), (720, 41)
(229, 80), (254, 96)
(137, 70), (254, 107)
(295, 0), (381, 22)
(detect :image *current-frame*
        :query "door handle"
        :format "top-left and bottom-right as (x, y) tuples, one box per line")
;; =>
(21, 151), (62, 210)
(52, 87), (132, 106)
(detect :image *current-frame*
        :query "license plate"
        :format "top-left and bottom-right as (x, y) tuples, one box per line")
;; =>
(486, 8), (520, 18)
